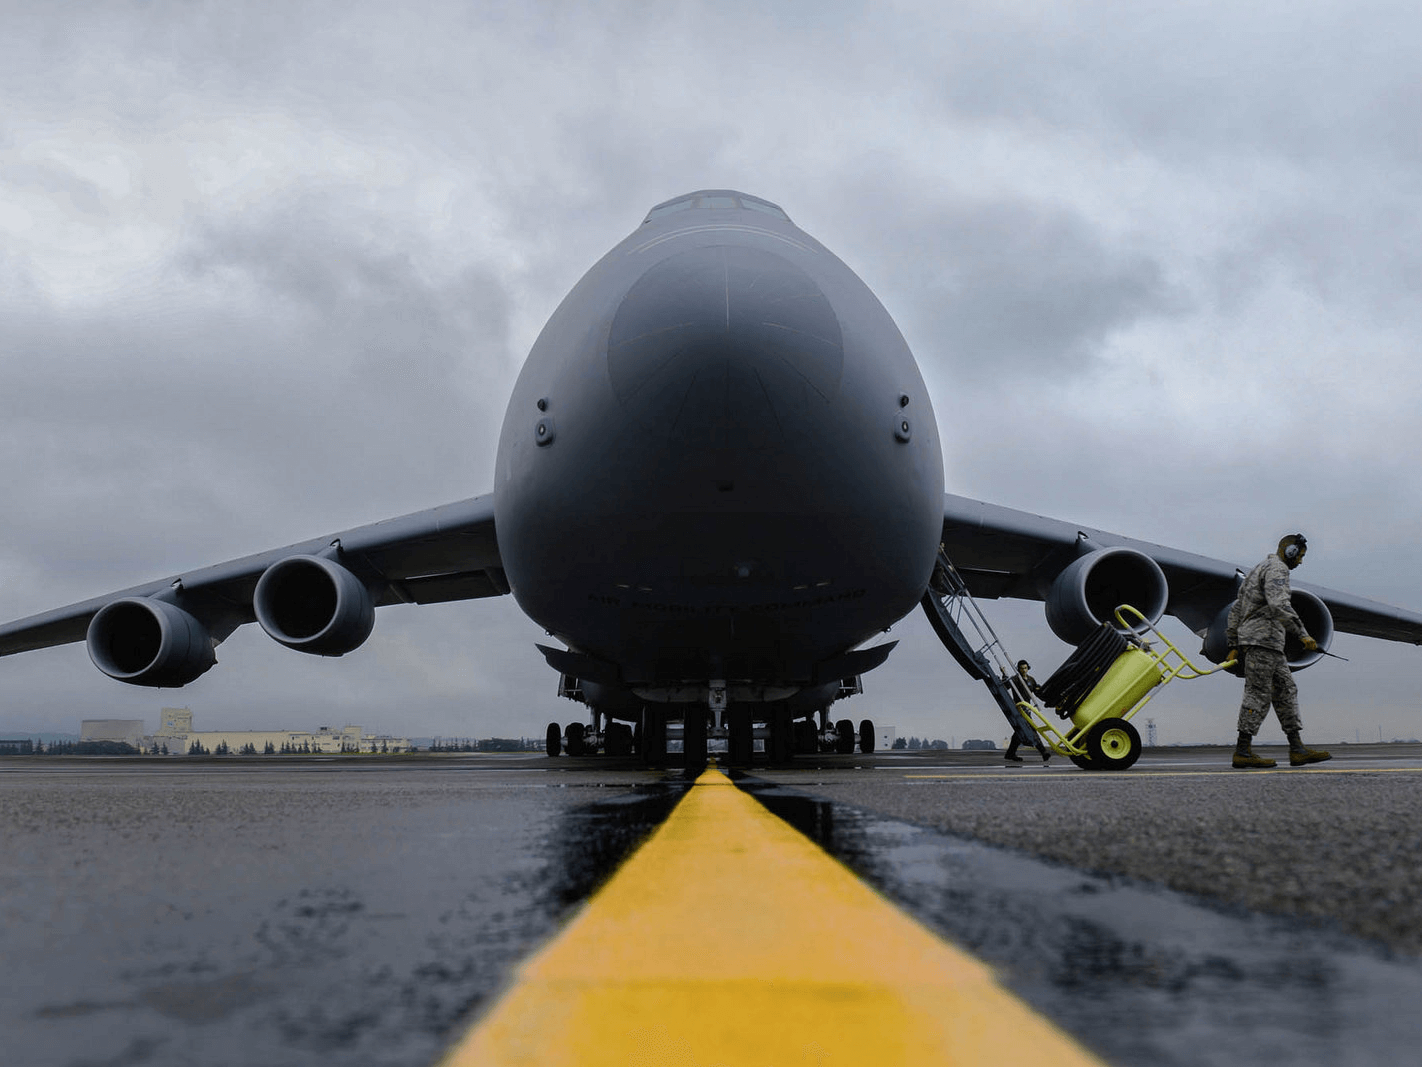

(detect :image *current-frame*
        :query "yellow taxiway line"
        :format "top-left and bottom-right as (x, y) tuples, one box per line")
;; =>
(439, 765), (1102, 1067)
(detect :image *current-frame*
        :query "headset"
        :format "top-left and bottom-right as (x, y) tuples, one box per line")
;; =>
(1280, 533), (1308, 562)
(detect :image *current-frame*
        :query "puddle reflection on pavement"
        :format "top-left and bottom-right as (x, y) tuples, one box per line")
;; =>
(737, 777), (1422, 1067)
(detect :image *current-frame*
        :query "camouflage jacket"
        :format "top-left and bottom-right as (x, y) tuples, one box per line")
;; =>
(1226, 555), (1309, 652)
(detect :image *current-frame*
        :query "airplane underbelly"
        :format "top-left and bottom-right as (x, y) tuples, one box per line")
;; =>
(502, 431), (938, 683)
(566, 509), (897, 682)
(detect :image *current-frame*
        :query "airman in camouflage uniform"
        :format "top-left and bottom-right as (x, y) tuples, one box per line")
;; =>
(1004, 659), (1041, 762)
(1225, 534), (1332, 768)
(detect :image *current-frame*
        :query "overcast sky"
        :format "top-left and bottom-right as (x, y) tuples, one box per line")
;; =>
(4, 1), (1421, 746)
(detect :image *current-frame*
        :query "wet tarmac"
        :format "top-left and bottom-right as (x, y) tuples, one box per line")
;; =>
(4, 748), (1422, 1066)
(737, 773), (1422, 1067)
(0, 757), (678, 1067)
(760, 744), (1422, 953)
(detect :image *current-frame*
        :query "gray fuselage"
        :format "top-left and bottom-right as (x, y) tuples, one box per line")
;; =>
(494, 191), (943, 690)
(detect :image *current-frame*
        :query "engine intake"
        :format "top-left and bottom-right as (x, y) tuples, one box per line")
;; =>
(1045, 547), (1169, 645)
(87, 597), (217, 687)
(1203, 589), (1334, 671)
(254, 555), (374, 656)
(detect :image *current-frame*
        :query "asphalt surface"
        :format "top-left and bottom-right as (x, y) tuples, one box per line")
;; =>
(738, 745), (1422, 1067)
(757, 744), (1422, 954)
(0, 757), (681, 1067)
(3, 747), (1421, 1067)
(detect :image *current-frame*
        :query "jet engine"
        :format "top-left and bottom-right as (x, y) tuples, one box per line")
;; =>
(254, 555), (375, 656)
(1202, 589), (1334, 670)
(1044, 547), (1169, 645)
(86, 597), (217, 687)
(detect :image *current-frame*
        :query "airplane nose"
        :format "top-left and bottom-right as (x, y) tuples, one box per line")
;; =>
(607, 244), (844, 451)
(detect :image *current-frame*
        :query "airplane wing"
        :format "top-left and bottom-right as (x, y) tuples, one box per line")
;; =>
(0, 493), (505, 658)
(940, 493), (1422, 647)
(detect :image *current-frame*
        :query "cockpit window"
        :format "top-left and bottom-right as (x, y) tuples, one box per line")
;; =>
(642, 192), (791, 224)
(739, 198), (789, 221)
(645, 198), (697, 221)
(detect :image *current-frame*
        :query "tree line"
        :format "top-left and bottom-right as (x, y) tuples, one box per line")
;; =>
(891, 737), (952, 750)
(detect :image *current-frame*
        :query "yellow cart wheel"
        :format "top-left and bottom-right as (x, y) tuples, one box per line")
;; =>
(1068, 753), (1095, 770)
(1086, 718), (1141, 770)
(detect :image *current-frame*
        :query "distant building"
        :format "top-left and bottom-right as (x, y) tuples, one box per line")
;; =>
(159, 707), (193, 735)
(151, 708), (410, 755)
(80, 719), (147, 747)
(877, 725), (897, 751)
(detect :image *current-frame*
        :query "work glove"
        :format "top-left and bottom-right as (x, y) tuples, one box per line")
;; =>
(1301, 635), (1319, 652)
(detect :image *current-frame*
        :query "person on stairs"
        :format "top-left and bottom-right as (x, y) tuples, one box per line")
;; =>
(1004, 659), (1041, 763)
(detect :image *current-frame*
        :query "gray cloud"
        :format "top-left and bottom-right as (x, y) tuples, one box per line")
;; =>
(836, 188), (1185, 383)
(3, 1), (1421, 745)
(931, 2), (1422, 166)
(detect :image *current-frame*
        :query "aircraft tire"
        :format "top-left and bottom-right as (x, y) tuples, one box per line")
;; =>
(605, 722), (634, 757)
(545, 722), (562, 757)
(565, 721), (585, 757)
(1085, 718), (1141, 771)
(794, 718), (819, 755)
(640, 707), (667, 767)
(727, 708), (753, 767)
(834, 719), (855, 754)
(683, 707), (708, 776)
(858, 719), (875, 754)
(767, 707), (793, 765)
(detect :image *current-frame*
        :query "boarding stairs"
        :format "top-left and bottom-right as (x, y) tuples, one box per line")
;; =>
(920, 548), (1050, 761)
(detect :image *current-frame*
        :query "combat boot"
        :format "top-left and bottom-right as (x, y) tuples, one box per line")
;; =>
(1232, 730), (1276, 769)
(1287, 731), (1332, 766)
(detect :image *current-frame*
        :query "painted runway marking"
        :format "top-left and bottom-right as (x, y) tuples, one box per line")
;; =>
(903, 765), (1422, 781)
(439, 765), (1103, 1066)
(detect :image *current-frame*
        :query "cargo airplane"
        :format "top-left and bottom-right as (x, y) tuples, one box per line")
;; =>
(4, 189), (1421, 765)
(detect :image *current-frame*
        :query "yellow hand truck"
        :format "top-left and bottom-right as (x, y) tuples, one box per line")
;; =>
(1018, 605), (1238, 770)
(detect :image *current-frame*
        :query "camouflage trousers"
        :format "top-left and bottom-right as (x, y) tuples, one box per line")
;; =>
(1237, 645), (1302, 736)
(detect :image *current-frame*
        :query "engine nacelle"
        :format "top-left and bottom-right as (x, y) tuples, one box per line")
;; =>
(87, 597), (217, 687)
(1045, 547), (1169, 645)
(254, 555), (375, 656)
(1202, 589), (1334, 671)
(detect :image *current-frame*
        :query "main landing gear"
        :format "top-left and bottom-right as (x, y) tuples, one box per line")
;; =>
(791, 710), (876, 757)
(546, 700), (879, 767)
(544, 709), (635, 758)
